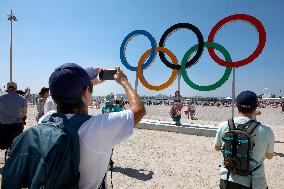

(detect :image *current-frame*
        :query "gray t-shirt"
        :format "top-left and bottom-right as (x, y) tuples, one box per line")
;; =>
(215, 116), (275, 189)
(0, 92), (27, 124)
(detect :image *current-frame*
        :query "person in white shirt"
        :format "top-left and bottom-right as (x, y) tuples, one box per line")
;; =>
(44, 96), (57, 114)
(40, 63), (146, 189)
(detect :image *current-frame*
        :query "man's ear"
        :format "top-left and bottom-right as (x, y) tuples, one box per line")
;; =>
(82, 87), (89, 102)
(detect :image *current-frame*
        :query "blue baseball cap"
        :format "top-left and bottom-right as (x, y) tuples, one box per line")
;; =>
(236, 90), (258, 109)
(49, 63), (98, 102)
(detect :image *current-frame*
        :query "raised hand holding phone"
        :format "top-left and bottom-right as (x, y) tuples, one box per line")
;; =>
(99, 69), (116, 80)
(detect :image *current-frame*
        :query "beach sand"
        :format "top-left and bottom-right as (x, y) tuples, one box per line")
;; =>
(1, 105), (283, 188)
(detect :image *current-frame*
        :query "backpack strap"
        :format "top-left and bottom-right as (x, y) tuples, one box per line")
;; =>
(63, 114), (92, 135)
(45, 113), (92, 188)
(235, 120), (260, 134)
(245, 120), (260, 135)
(249, 163), (262, 175)
(228, 118), (236, 131)
(62, 113), (92, 187)
(42, 113), (91, 132)
(41, 112), (68, 127)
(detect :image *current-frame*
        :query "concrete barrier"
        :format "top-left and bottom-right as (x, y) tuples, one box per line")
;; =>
(137, 119), (217, 137)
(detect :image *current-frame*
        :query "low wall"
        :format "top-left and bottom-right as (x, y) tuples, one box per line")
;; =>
(137, 119), (217, 137)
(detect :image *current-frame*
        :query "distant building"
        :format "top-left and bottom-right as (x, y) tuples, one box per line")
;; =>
(261, 93), (275, 98)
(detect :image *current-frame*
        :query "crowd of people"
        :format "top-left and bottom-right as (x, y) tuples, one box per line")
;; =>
(0, 63), (279, 189)
(142, 98), (283, 109)
(140, 95), (284, 124)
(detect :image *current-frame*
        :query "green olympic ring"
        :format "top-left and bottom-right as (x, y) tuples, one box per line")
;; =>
(181, 42), (232, 91)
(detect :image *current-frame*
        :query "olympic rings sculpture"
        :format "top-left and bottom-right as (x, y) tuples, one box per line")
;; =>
(120, 14), (266, 91)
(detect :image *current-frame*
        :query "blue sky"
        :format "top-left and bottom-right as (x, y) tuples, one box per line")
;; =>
(0, 0), (283, 97)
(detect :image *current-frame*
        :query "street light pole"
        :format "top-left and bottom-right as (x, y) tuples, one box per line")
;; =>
(8, 10), (17, 82)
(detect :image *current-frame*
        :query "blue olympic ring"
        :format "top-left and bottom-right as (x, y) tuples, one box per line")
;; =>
(120, 30), (157, 72)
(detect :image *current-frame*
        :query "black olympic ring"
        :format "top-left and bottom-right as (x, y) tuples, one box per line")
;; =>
(159, 23), (204, 70)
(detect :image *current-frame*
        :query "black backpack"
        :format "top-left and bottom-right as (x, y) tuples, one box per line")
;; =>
(2, 113), (91, 189)
(222, 118), (261, 176)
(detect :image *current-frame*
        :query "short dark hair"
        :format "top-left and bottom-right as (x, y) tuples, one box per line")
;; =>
(39, 87), (49, 96)
(237, 104), (257, 114)
(53, 95), (85, 114)
(52, 83), (92, 114)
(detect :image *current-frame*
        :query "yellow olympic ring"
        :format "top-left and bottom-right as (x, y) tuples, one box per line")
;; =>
(137, 47), (178, 91)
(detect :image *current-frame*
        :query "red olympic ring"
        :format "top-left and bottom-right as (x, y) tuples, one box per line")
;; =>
(208, 14), (266, 67)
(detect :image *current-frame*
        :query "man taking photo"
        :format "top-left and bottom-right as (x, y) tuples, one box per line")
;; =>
(2, 63), (146, 189)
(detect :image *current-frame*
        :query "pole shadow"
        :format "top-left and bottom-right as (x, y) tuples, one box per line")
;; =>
(113, 167), (154, 181)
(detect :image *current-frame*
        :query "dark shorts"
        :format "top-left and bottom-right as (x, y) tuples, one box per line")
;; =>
(0, 123), (24, 150)
(220, 180), (268, 189)
(220, 180), (250, 189)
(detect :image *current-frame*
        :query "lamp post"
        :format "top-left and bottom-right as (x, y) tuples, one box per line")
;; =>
(7, 10), (17, 82)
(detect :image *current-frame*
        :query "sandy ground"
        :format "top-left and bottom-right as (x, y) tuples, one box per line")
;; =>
(0, 105), (284, 188)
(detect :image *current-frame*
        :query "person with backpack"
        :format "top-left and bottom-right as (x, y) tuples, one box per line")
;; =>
(2, 63), (146, 189)
(214, 91), (275, 189)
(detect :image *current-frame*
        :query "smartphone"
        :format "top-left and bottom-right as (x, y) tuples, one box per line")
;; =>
(99, 69), (116, 80)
